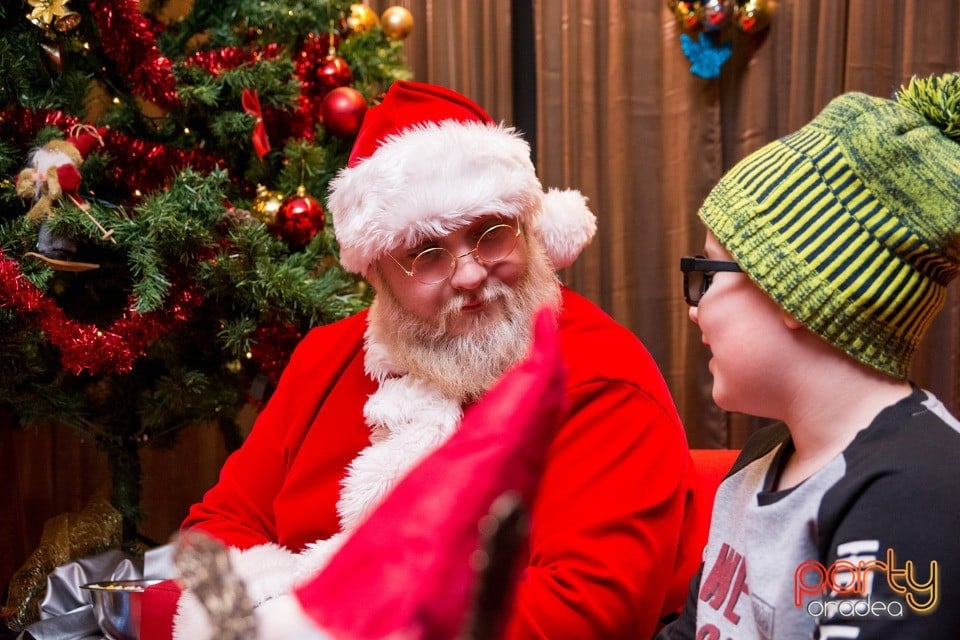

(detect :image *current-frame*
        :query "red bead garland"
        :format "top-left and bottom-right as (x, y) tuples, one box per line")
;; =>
(0, 107), (226, 203)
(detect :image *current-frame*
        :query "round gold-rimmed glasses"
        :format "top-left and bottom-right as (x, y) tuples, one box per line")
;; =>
(387, 221), (522, 285)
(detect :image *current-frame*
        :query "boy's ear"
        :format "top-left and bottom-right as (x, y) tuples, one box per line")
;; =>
(782, 310), (804, 330)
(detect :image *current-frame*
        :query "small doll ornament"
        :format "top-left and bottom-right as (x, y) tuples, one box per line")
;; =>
(15, 126), (107, 270)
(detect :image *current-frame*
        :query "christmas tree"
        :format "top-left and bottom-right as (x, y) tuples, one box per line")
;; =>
(0, 0), (413, 547)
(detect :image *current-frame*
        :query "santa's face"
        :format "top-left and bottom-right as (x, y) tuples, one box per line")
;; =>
(373, 215), (529, 337)
(368, 217), (561, 403)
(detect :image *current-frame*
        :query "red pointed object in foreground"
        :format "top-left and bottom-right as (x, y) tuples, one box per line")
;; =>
(295, 307), (567, 639)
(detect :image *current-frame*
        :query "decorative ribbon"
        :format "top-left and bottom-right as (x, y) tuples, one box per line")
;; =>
(241, 88), (271, 159)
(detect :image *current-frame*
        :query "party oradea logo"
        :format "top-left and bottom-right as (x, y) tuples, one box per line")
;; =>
(794, 547), (939, 619)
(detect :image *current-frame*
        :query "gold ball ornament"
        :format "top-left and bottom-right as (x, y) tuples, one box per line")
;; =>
(673, 1), (701, 32)
(251, 184), (285, 226)
(735, 0), (772, 34)
(381, 6), (414, 41)
(346, 4), (379, 34)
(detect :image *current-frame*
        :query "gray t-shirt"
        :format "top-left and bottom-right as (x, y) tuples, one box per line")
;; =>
(660, 387), (960, 639)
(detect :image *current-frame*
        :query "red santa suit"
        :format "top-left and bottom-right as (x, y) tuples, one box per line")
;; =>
(182, 287), (699, 638)
(174, 81), (701, 639)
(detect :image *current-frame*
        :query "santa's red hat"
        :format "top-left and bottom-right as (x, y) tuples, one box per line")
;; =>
(327, 80), (596, 276)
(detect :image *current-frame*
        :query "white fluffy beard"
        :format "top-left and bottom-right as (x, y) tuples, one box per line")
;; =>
(368, 240), (562, 404)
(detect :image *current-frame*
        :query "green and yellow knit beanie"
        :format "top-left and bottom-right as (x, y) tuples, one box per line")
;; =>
(699, 72), (960, 379)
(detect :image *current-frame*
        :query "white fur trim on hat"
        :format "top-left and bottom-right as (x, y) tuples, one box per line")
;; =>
(329, 120), (541, 274)
(328, 120), (597, 275)
(537, 188), (597, 269)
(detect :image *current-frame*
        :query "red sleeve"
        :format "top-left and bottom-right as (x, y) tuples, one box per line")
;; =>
(180, 314), (367, 549)
(503, 378), (694, 639)
(55, 163), (82, 193)
(179, 398), (289, 547)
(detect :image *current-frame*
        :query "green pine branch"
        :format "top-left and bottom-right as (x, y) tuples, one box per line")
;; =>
(0, 0), (408, 539)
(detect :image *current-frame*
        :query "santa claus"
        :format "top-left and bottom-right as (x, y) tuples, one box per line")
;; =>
(173, 80), (698, 640)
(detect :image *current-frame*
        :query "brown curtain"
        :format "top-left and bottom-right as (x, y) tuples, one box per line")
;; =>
(394, 0), (960, 447)
(530, 0), (960, 448)
(367, 0), (515, 120)
(5, 0), (960, 591)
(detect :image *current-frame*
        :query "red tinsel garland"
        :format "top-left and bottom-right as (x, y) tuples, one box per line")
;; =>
(88, 0), (323, 143)
(182, 43), (284, 76)
(88, 0), (181, 110)
(0, 250), (203, 375)
(0, 107), (226, 202)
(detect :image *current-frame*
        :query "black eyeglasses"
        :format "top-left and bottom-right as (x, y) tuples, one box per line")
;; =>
(680, 255), (742, 306)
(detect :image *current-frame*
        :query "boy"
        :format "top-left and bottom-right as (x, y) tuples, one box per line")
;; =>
(663, 72), (960, 638)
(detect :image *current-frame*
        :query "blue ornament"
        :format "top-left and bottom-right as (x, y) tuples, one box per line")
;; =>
(680, 32), (733, 79)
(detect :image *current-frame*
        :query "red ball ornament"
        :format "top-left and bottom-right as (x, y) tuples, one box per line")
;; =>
(699, 0), (734, 32)
(320, 86), (368, 138)
(315, 54), (353, 94)
(273, 186), (326, 248)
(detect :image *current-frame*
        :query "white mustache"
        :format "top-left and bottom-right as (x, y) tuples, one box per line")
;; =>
(443, 283), (510, 315)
